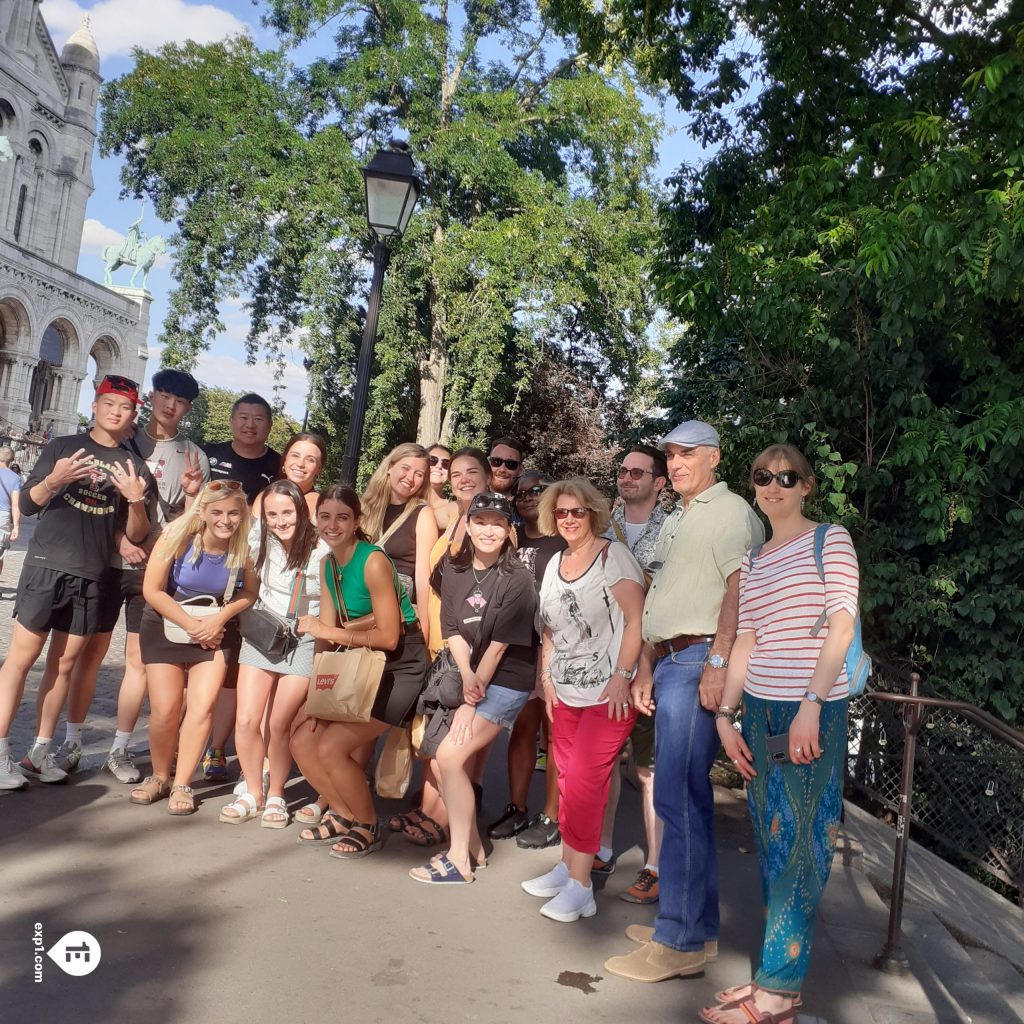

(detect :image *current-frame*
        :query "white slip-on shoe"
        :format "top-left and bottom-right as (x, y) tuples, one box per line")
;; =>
(522, 860), (570, 897)
(540, 878), (597, 923)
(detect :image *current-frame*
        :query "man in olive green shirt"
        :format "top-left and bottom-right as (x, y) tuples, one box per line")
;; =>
(606, 421), (763, 983)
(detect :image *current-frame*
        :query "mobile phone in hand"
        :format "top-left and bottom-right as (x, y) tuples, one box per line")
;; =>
(766, 731), (791, 764)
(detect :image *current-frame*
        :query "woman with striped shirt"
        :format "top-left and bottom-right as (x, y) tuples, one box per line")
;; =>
(701, 444), (858, 1024)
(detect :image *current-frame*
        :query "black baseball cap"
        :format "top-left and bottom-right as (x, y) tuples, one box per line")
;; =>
(468, 492), (515, 522)
(152, 368), (200, 402)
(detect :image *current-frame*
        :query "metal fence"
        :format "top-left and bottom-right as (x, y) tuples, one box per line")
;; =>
(846, 669), (1024, 905)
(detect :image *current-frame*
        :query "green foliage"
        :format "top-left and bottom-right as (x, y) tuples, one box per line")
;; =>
(559, 1), (1024, 721)
(99, 3), (662, 472)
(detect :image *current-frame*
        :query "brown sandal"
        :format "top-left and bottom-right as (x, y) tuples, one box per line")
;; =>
(129, 775), (170, 805)
(168, 784), (196, 815)
(404, 814), (448, 847)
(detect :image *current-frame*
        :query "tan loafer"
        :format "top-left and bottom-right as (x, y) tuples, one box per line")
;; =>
(624, 925), (718, 962)
(605, 940), (705, 982)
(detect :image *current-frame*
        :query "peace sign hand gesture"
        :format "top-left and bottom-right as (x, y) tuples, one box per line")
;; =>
(181, 449), (204, 498)
(46, 448), (94, 489)
(111, 460), (145, 503)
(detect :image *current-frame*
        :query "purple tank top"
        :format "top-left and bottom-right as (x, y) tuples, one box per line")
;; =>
(170, 541), (239, 602)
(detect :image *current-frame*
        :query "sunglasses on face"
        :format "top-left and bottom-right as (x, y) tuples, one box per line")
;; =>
(554, 507), (588, 521)
(429, 455), (450, 469)
(207, 479), (243, 493)
(618, 467), (654, 480)
(516, 485), (547, 500)
(752, 468), (802, 488)
(488, 456), (521, 471)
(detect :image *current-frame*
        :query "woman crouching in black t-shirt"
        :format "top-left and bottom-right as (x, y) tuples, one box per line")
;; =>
(410, 492), (538, 885)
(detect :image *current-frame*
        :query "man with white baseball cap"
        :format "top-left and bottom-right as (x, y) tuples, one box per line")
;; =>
(605, 420), (763, 983)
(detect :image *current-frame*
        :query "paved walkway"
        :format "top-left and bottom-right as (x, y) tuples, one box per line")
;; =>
(1, 526), (1022, 1023)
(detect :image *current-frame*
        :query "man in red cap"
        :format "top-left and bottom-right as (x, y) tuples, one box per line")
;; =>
(0, 375), (152, 789)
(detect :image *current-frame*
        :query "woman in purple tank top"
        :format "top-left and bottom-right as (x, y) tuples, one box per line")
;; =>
(131, 481), (258, 815)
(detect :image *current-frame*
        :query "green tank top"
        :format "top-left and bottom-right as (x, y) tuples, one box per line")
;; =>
(324, 540), (417, 624)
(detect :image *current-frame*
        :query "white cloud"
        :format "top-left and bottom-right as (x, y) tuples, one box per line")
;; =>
(45, 0), (249, 58)
(192, 350), (309, 420)
(79, 216), (123, 256)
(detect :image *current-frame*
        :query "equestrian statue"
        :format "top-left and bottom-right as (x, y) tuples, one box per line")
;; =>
(102, 213), (166, 289)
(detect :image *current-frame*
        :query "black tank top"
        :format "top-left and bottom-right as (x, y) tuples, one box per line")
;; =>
(381, 502), (422, 599)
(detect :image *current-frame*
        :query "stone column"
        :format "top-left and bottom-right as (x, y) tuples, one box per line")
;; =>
(5, 355), (37, 429)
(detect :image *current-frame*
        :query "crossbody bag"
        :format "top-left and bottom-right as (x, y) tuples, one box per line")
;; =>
(163, 563), (240, 645)
(238, 568), (304, 661)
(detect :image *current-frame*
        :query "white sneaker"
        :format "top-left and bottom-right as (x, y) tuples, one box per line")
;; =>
(105, 747), (142, 784)
(521, 860), (570, 897)
(232, 770), (270, 797)
(20, 746), (68, 784)
(0, 751), (28, 790)
(539, 878), (597, 922)
(55, 739), (82, 773)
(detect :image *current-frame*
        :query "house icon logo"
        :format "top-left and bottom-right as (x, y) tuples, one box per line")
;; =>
(46, 930), (101, 977)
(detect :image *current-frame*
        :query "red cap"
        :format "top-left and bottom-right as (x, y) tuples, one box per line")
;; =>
(96, 374), (143, 406)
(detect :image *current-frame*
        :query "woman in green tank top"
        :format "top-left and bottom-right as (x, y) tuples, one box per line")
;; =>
(291, 485), (428, 858)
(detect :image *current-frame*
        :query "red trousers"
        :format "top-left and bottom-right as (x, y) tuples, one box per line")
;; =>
(551, 701), (637, 854)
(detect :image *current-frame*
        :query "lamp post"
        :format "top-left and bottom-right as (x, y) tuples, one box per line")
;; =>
(339, 142), (422, 487)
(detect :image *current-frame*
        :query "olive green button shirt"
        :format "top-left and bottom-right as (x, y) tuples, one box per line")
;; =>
(642, 481), (764, 643)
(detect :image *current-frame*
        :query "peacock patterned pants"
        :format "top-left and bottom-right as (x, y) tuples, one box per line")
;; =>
(742, 693), (848, 995)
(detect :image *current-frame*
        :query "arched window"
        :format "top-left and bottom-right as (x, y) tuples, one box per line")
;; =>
(13, 185), (27, 241)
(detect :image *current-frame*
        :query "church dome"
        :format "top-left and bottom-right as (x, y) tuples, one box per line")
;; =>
(61, 16), (100, 74)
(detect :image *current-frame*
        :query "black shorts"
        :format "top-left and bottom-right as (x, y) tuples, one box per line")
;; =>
(372, 628), (429, 727)
(96, 568), (147, 634)
(13, 565), (105, 637)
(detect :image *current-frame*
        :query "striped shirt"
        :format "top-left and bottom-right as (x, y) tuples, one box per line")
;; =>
(737, 525), (860, 701)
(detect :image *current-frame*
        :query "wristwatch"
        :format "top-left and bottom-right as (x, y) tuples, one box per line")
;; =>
(708, 654), (728, 670)
(614, 666), (633, 680)
(803, 691), (822, 705)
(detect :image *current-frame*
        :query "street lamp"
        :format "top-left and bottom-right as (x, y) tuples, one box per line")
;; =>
(339, 142), (422, 486)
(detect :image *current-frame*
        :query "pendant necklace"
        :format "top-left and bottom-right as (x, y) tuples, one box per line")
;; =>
(471, 563), (496, 599)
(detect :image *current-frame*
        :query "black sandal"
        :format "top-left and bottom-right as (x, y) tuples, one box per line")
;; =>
(329, 820), (384, 860)
(404, 814), (448, 847)
(296, 812), (352, 845)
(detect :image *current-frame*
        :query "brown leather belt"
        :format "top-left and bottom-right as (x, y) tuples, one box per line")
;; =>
(652, 634), (716, 660)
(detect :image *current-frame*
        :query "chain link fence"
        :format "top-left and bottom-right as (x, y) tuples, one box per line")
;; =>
(846, 671), (1024, 903)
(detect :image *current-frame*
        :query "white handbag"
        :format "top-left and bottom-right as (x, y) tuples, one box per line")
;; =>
(163, 567), (239, 644)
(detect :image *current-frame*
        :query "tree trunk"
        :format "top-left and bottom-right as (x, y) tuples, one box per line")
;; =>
(417, 221), (446, 444)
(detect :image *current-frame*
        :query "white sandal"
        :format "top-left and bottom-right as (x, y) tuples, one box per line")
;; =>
(294, 802), (323, 826)
(261, 796), (290, 829)
(218, 792), (260, 824)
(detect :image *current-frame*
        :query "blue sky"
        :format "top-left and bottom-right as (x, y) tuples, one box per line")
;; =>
(43, 0), (707, 418)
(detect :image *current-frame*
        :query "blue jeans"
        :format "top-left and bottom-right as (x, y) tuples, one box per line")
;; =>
(652, 642), (720, 952)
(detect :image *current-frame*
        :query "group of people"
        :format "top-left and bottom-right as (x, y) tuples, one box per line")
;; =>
(0, 369), (861, 1024)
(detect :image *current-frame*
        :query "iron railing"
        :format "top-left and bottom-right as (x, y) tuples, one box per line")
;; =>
(845, 669), (1024, 972)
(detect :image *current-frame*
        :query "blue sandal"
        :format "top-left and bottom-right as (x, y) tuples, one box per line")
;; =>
(409, 854), (474, 885)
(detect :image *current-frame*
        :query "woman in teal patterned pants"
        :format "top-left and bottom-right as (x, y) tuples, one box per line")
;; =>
(701, 444), (860, 1024)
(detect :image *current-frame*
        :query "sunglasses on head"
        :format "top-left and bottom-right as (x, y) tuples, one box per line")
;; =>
(207, 479), (243, 493)
(752, 468), (802, 488)
(554, 507), (588, 521)
(618, 466), (653, 480)
(516, 484), (547, 500)
(488, 456), (521, 471)
(428, 455), (450, 469)
(105, 373), (140, 392)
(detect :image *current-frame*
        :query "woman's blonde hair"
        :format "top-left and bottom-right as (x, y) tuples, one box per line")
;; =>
(360, 442), (431, 541)
(750, 444), (819, 499)
(156, 481), (251, 569)
(538, 477), (611, 537)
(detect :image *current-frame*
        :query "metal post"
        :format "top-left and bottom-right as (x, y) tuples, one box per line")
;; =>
(340, 239), (390, 487)
(874, 671), (924, 974)
(301, 357), (313, 431)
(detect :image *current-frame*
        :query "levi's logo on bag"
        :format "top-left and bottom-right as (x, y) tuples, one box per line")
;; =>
(315, 674), (338, 692)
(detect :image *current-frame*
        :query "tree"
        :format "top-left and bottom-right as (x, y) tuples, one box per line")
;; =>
(99, 3), (662, 474)
(549, 2), (1024, 720)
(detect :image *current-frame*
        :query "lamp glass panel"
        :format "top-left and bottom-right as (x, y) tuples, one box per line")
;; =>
(365, 177), (412, 235)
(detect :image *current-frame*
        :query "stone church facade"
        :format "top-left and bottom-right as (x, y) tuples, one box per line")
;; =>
(0, 1), (150, 436)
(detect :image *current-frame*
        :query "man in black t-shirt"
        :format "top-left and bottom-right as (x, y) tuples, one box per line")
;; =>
(203, 392), (281, 504)
(0, 375), (151, 790)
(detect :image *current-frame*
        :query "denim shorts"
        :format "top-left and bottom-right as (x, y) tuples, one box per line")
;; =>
(474, 684), (530, 732)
